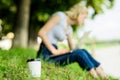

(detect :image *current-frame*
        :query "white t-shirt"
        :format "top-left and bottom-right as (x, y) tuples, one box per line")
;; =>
(46, 11), (73, 44)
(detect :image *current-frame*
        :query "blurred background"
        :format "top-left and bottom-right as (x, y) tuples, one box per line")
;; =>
(0, 0), (116, 48)
(0, 0), (120, 79)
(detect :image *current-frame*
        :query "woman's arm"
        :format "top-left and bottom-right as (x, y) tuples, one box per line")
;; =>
(38, 15), (69, 55)
(67, 34), (75, 50)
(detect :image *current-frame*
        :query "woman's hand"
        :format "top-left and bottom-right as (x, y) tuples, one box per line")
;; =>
(52, 49), (70, 55)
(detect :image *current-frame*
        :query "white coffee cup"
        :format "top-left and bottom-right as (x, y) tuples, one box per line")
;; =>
(27, 58), (41, 77)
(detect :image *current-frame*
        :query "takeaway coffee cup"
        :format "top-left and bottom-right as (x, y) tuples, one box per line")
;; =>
(27, 58), (41, 77)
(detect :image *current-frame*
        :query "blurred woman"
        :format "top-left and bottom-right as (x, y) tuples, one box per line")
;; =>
(37, 3), (107, 79)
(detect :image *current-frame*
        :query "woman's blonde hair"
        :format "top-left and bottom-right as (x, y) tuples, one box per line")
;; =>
(65, 3), (88, 20)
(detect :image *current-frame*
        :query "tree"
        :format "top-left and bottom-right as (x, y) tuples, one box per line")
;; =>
(13, 0), (31, 47)
(86, 0), (114, 18)
(0, 0), (114, 48)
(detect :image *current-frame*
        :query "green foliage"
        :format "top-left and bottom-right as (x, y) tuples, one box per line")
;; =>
(30, 0), (81, 28)
(0, 0), (115, 43)
(86, 0), (114, 18)
(0, 0), (14, 9)
(0, 0), (16, 34)
(0, 0), (114, 30)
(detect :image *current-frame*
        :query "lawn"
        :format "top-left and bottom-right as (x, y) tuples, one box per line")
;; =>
(0, 47), (117, 80)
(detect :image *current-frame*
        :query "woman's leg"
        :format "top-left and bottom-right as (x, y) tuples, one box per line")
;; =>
(81, 49), (107, 79)
(49, 49), (100, 78)
(95, 65), (107, 79)
(88, 68), (99, 78)
(49, 49), (96, 70)
(48, 51), (78, 66)
(81, 49), (100, 68)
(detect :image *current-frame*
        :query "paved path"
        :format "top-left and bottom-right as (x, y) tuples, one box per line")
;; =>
(94, 46), (120, 79)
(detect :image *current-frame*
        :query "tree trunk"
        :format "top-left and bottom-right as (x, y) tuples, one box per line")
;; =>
(13, 0), (31, 48)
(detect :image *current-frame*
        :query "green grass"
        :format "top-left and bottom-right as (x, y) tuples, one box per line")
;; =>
(0, 48), (118, 80)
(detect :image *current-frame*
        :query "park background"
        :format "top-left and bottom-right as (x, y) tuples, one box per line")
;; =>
(0, 0), (120, 80)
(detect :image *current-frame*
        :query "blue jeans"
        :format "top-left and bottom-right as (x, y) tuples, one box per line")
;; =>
(37, 43), (100, 71)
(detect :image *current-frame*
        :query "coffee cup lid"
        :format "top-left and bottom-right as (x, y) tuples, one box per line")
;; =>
(27, 58), (40, 62)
